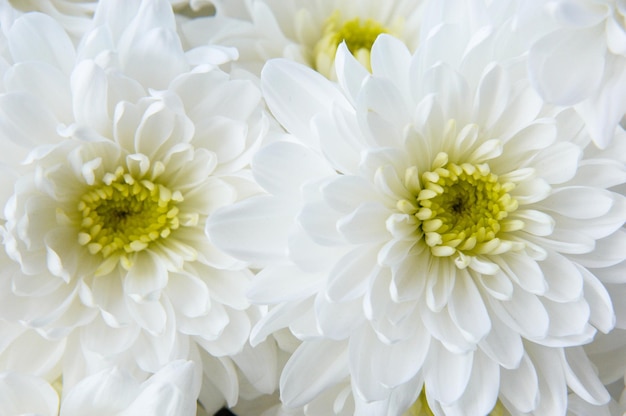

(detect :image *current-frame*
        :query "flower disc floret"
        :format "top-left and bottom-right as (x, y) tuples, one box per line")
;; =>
(314, 10), (388, 74)
(407, 152), (519, 258)
(77, 166), (183, 265)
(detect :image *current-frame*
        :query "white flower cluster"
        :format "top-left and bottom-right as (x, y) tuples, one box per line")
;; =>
(0, 1), (625, 415)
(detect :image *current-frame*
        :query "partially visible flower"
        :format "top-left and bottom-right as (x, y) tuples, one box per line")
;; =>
(0, 371), (59, 416)
(0, 360), (201, 416)
(207, 19), (626, 414)
(528, 0), (626, 148)
(0, 0), (274, 410)
(1, 0), (96, 39)
(181, 0), (425, 78)
(60, 360), (201, 416)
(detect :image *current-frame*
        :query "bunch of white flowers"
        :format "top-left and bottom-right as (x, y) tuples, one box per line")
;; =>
(0, 1), (624, 415)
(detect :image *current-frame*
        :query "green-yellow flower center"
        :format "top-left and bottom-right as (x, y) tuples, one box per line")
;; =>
(313, 10), (389, 77)
(399, 152), (519, 258)
(403, 388), (509, 416)
(77, 167), (182, 269)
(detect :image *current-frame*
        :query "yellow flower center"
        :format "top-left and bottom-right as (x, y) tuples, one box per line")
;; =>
(313, 10), (389, 77)
(399, 152), (519, 258)
(403, 389), (509, 416)
(77, 166), (182, 270)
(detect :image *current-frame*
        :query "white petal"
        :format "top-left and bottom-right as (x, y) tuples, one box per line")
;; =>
(513, 209), (555, 237)
(124, 360), (201, 416)
(562, 347), (610, 405)
(315, 104), (365, 174)
(336, 202), (390, 244)
(261, 58), (350, 147)
(166, 272), (210, 318)
(121, 27), (188, 90)
(298, 201), (345, 245)
(579, 266), (615, 333)
(472, 63), (509, 130)
(249, 298), (312, 346)
(528, 27), (605, 105)
(495, 252), (547, 295)
(357, 76), (410, 149)
(280, 339), (349, 408)
(448, 269), (491, 343)
(500, 120), (557, 161)
(198, 308), (250, 356)
(5, 62), (72, 124)
(440, 350), (499, 416)
(252, 141), (334, 196)
(419, 62), (470, 124)
(425, 259), (455, 312)
(124, 251), (168, 302)
(524, 345), (567, 415)
(194, 116), (247, 164)
(80, 316), (139, 355)
(0, 93), (61, 149)
(571, 228), (626, 268)
(370, 35), (412, 98)
(71, 60), (111, 137)
(606, 15), (626, 55)
(479, 311), (523, 369)
(335, 41), (370, 105)
(476, 269), (513, 301)
(322, 175), (378, 213)
(61, 367), (140, 415)
(576, 61), (626, 148)
(350, 325), (428, 399)
(0, 372), (59, 415)
(206, 195), (295, 264)
(499, 352), (539, 413)
(390, 249), (428, 302)
(572, 159), (626, 189)
(542, 297), (590, 338)
(423, 342), (473, 405)
(231, 341), (278, 396)
(125, 297), (167, 336)
(248, 265), (321, 304)
(538, 186), (613, 219)
(490, 285), (549, 339)
(326, 246), (379, 302)
(316, 296), (363, 340)
(8, 13), (76, 74)
(548, 0), (609, 27)
(532, 142), (582, 184)
(420, 305), (474, 354)
(200, 267), (250, 310)
(541, 251), (583, 302)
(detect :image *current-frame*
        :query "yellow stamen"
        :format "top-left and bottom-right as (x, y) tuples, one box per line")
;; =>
(409, 153), (520, 258)
(313, 10), (389, 77)
(76, 167), (182, 271)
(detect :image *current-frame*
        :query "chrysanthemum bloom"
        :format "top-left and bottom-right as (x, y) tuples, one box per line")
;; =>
(0, 0), (277, 411)
(181, 0), (425, 78)
(207, 18), (626, 414)
(0, 0), (96, 39)
(527, 0), (626, 148)
(0, 360), (201, 416)
(0, 0), (218, 39)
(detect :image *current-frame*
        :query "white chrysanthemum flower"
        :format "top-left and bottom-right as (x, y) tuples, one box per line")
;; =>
(0, 0), (277, 410)
(181, 0), (425, 78)
(527, 0), (626, 148)
(0, 0), (96, 39)
(0, 360), (201, 416)
(207, 19), (626, 414)
(61, 360), (201, 416)
(0, 371), (59, 416)
(0, 0), (218, 39)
